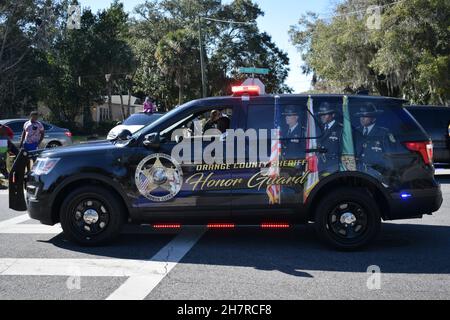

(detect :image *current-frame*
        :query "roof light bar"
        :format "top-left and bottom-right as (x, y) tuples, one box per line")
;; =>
(231, 85), (260, 96)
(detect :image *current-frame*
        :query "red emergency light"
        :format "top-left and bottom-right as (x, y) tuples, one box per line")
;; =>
(207, 223), (236, 229)
(260, 223), (290, 229)
(231, 85), (260, 96)
(152, 224), (181, 229)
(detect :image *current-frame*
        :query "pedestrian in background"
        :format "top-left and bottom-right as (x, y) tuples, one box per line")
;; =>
(143, 97), (156, 113)
(20, 111), (45, 171)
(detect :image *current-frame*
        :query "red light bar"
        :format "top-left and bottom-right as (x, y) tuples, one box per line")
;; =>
(231, 85), (260, 96)
(261, 223), (290, 229)
(207, 223), (236, 229)
(153, 224), (181, 229)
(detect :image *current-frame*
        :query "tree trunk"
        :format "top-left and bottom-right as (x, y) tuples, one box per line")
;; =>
(178, 75), (183, 106)
(107, 82), (113, 120)
(119, 93), (125, 120)
(127, 89), (132, 117)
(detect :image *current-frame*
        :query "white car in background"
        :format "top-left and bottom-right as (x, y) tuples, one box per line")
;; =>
(107, 113), (163, 140)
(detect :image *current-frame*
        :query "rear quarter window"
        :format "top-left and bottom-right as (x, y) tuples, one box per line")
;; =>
(349, 99), (427, 141)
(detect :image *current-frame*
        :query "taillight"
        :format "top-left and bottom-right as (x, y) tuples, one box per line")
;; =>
(65, 131), (72, 137)
(403, 141), (433, 165)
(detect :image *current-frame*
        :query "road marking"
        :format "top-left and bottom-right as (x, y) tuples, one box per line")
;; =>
(435, 169), (450, 175)
(0, 190), (8, 195)
(106, 226), (206, 300)
(0, 214), (30, 229)
(0, 227), (205, 300)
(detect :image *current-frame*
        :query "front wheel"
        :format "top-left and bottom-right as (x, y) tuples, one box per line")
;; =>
(60, 186), (126, 246)
(314, 188), (381, 251)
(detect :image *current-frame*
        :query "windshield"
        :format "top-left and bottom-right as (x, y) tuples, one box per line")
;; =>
(123, 113), (162, 126)
(131, 103), (192, 139)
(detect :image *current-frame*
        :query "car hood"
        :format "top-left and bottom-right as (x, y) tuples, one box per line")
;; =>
(37, 139), (119, 158)
(107, 125), (144, 139)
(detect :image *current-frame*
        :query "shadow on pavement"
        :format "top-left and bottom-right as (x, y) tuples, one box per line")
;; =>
(45, 222), (450, 277)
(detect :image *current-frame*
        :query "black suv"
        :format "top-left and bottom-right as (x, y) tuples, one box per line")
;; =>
(9, 91), (443, 250)
(405, 105), (450, 166)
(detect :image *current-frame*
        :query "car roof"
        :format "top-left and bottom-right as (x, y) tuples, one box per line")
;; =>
(188, 94), (408, 107)
(406, 105), (450, 109)
(0, 118), (28, 123)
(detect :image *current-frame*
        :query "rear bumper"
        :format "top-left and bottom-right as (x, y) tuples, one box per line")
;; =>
(387, 187), (443, 220)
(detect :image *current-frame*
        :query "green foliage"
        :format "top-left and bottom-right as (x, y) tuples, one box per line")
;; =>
(289, 0), (450, 105)
(132, 0), (291, 109)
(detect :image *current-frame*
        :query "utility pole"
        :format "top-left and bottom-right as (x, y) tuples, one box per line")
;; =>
(197, 16), (256, 98)
(198, 16), (207, 98)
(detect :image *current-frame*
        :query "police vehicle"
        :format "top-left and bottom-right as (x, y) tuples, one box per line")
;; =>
(8, 85), (443, 250)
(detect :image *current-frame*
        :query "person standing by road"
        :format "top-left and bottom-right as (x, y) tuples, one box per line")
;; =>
(20, 111), (45, 153)
(143, 97), (156, 113)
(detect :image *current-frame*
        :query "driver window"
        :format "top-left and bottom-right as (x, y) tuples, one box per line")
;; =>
(164, 107), (233, 140)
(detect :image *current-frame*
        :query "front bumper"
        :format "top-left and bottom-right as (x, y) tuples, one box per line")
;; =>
(388, 187), (443, 220)
(27, 196), (54, 225)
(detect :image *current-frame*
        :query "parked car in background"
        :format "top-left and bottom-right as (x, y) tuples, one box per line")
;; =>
(107, 112), (163, 140)
(405, 106), (450, 166)
(0, 119), (73, 149)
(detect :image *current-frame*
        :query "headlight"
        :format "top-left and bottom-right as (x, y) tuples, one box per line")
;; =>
(32, 158), (60, 175)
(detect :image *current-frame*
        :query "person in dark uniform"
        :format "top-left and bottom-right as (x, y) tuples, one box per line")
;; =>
(354, 103), (396, 172)
(281, 106), (303, 160)
(317, 102), (343, 174)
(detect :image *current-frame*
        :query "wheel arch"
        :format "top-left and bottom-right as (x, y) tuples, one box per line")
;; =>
(305, 172), (392, 221)
(50, 174), (131, 224)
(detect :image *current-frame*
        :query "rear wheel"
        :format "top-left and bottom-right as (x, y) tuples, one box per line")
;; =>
(314, 188), (381, 251)
(46, 141), (61, 149)
(59, 186), (126, 246)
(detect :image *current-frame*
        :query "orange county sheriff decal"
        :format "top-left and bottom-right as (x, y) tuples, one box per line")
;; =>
(135, 153), (183, 202)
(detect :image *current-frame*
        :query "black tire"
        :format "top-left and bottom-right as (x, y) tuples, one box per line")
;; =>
(314, 188), (381, 251)
(59, 186), (126, 246)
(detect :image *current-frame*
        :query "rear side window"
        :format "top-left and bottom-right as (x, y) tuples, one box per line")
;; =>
(7, 121), (26, 132)
(348, 99), (427, 141)
(42, 123), (52, 131)
(246, 100), (321, 138)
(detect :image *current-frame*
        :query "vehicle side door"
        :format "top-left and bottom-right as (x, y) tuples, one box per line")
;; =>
(126, 102), (240, 219)
(230, 97), (318, 217)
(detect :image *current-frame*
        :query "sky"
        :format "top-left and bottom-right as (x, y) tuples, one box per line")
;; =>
(79, 0), (337, 93)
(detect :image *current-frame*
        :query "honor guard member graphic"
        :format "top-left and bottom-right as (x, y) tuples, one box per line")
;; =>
(281, 105), (303, 160)
(317, 102), (343, 174)
(354, 103), (396, 172)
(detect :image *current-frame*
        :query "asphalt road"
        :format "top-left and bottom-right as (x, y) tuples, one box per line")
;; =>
(0, 177), (450, 300)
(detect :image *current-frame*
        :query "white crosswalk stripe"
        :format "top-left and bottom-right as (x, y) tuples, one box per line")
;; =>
(0, 206), (206, 300)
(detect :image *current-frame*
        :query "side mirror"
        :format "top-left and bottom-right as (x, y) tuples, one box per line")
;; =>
(116, 121), (122, 126)
(174, 135), (183, 144)
(117, 129), (132, 141)
(143, 132), (160, 149)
